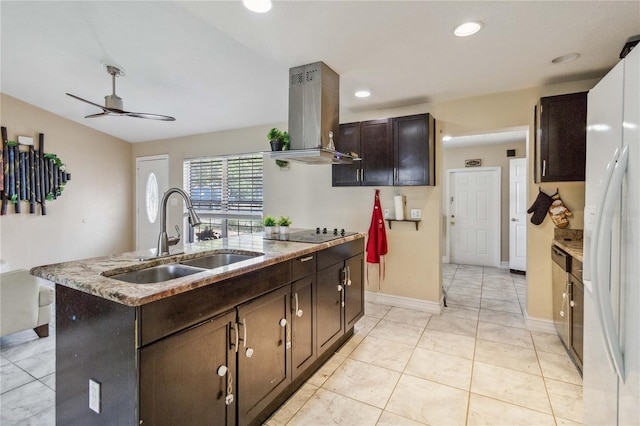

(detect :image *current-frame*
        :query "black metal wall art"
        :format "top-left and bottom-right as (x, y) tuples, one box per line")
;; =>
(1, 126), (71, 215)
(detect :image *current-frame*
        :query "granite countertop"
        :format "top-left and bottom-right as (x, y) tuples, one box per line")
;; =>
(552, 229), (584, 262)
(31, 232), (366, 307)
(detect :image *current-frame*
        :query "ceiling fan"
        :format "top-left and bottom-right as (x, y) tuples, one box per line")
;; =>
(66, 65), (176, 121)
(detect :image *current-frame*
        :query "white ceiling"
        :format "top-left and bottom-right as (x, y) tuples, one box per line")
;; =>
(2, 1), (639, 143)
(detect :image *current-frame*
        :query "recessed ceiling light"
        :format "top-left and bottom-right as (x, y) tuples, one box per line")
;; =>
(243, 0), (272, 13)
(551, 53), (580, 64)
(355, 90), (371, 98)
(453, 21), (483, 37)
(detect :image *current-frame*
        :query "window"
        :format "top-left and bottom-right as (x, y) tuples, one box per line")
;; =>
(183, 154), (264, 240)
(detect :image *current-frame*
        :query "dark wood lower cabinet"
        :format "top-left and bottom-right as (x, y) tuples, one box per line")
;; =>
(291, 275), (317, 380)
(139, 310), (237, 426)
(316, 262), (345, 353)
(237, 286), (291, 425)
(344, 253), (364, 330)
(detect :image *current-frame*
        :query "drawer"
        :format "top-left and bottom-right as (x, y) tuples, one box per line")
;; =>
(291, 253), (316, 281)
(551, 245), (570, 270)
(317, 238), (365, 270)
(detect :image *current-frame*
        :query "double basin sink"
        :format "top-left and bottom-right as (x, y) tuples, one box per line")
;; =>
(108, 251), (263, 284)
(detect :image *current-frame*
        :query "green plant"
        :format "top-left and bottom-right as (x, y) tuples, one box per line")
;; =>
(263, 215), (277, 227)
(267, 128), (283, 142)
(277, 216), (292, 227)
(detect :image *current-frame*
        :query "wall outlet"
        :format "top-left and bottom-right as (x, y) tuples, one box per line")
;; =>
(383, 208), (390, 218)
(89, 379), (101, 414)
(410, 208), (421, 219)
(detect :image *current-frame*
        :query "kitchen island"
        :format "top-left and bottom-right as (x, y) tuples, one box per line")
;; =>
(31, 233), (365, 426)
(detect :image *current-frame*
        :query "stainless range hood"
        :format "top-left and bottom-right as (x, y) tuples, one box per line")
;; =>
(270, 62), (356, 165)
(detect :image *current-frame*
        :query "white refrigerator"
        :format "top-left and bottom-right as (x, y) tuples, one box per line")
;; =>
(583, 44), (639, 425)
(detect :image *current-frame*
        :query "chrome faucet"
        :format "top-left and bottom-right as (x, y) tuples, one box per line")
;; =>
(155, 188), (202, 257)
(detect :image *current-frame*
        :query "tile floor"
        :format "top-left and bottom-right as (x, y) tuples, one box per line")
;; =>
(0, 265), (584, 425)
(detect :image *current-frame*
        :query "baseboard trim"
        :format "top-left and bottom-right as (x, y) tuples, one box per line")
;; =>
(525, 311), (557, 334)
(365, 291), (442, 314)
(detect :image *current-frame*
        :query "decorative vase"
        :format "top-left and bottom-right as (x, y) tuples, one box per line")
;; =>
(264, 226), (274, 237)
(270, 140), (284, 151)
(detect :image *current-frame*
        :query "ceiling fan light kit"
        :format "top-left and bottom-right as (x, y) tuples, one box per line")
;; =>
(66, 64), (176, 121)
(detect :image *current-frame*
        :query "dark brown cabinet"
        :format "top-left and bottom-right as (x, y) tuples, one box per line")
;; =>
(535, 92), (587, 182)
(333, 114), (435, 187)
(317, 262), (345, 353)
(344, 253), (364, 330)
(570, 259), (584, 371)
(393, 113), (436, 186)
(237, 286), (291, 425)
(332, 119), (393, 186)
(139, 310), (237, 426)
(290, 253), (317, 381)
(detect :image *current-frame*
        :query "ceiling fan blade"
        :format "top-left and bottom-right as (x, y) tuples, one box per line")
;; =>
(66, 93), (108, 110)
(125, 112), (176, 121)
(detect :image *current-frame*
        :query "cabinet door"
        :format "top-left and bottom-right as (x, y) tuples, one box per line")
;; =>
(332, 122), (361, 186)
(139, 310), (236, 426)
(537, 92), (587, 182)
(237, 286), (291, 425)
(316, 262), (345, 354)
(570, 276), (584, 368)
(393, 114), (435, 186)
(291, 276), (316, 380)
(344, 253), (365, 331)
(361, 118), (393, 186)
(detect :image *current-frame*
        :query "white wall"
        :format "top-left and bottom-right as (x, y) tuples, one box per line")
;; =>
(0, 94), (134, 271)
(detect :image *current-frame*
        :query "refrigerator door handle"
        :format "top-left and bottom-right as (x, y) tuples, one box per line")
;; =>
(592, 144), (628, 382)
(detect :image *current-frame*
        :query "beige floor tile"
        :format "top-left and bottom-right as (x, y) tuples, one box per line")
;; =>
(477, 321), (533, 349)
(450, 278), (483, 288)
(446, 286), (482, 298)
(440, 303), (480, 321)
(264, 383), (318, 426)
(368, 319), (424, 346)
(376, 411), (426, 425)
(405, 347), (472, 390)
(467, 393), (556, 425)
(474, 338), (541, 375)
(445, 293), (481, 308)
(482, 288), (518, 302)
(335, 333), (364, 357)
(555, 416), (584, 425)
(383, 307), (432, 328)
(478, 308), (526, 329)
(537, 351), (582, 385)
(545, 377), (583, 423)
(480, 298), (522, 314)
(355, 315), (382, 336)
(348, 335), (414, 372)
(365, 302), (392, 319)
(426, 315), (478, 337)
(306, 353), (346, 387)
(482, 281), (517, 293)
(471, 361), (552, 414)
(386, 374), (469, 426)
(417, 328), (476, 359)
(531, 331), (567, 355)
(287, 388), (382, 425)
(322, 358), (400, 408)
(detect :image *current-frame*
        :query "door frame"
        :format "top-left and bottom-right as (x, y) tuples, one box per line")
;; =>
(444, 166), (501, 267)
(135, 154), (169, 250)
(509, 157), (528, 272)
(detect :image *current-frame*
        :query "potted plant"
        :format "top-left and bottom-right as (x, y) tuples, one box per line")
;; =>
(263, 215), (277, 236)
(268, 128), (285, 151)
(277, 216), (292, 235)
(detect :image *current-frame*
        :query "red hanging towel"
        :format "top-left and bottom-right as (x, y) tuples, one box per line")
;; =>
(366, 189), (388, 290)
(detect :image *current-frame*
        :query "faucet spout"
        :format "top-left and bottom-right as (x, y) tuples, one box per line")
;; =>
(156, 188), (202, 257)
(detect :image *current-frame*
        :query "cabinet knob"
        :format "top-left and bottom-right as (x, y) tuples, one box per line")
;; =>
(337, 284), (343, 292)
(245, 347), (254, 358)
(570, 300), (575, 307)
(279, 318), (287, 327)
(296, 309), (304, 317)
(217, 365), (228, 377)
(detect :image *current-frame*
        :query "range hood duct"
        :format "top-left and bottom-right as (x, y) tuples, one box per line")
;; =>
(270, 62), (356, 164)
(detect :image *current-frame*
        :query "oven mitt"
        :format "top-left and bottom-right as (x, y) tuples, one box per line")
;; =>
(548, 195), (572, 228)
(527, 189), (553, 225)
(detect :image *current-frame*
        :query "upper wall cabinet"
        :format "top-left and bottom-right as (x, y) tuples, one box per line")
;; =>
(332, 113), (435, 187)
(393, 113), (436, 186)
(535, 92), (587, 182)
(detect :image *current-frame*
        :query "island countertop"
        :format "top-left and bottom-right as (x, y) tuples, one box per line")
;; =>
(31, 232), (366, 307)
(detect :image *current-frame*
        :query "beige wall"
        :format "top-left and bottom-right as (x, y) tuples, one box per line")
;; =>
(443, 141), (527, 262)
(126, 78), (595, 321)
(0, 94), (134, 270)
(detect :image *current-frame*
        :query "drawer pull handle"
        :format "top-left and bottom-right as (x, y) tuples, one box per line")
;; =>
(300, 256), (314, 262)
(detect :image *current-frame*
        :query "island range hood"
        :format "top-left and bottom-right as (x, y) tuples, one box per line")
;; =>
(270, 62), (357, 164)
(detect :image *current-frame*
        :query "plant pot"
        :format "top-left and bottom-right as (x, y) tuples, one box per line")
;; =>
(279, 225), (289, 235)
(264, 226), (275, 237)
(270, 140), (284, 151)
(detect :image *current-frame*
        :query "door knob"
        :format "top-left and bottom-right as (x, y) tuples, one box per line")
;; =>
(511, 218), (518, 222)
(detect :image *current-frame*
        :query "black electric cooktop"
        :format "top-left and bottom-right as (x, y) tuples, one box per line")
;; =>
(264, 228), (357, 243)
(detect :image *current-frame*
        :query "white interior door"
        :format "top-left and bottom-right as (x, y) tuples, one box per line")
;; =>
(136, 155), (169, 250)
(509, 158), (527, 271)
(448, 167), (501, 267)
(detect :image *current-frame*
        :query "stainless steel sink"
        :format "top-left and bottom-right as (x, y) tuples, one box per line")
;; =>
(180, 252), (263, 269)
(109, 264), (204, 284)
